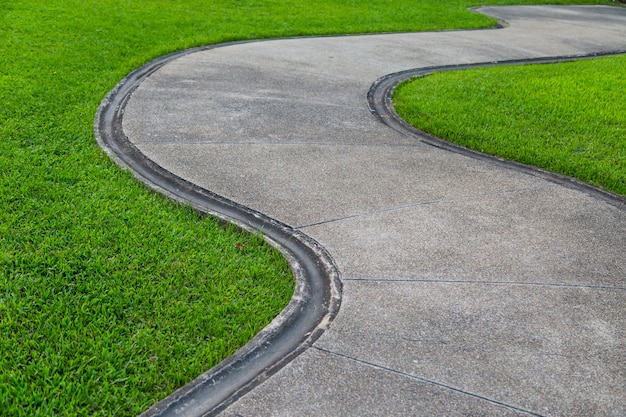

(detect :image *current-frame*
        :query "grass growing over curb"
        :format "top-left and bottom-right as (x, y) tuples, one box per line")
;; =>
(0, 0), (620, 415)
(393, 56), (626, 196)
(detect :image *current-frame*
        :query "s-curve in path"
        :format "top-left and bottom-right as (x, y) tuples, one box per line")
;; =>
(100, 6), (626, 417)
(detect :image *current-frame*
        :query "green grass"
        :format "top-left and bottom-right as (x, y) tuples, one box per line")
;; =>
(393, 56), (626, 196)
(0, 0), (620, 415)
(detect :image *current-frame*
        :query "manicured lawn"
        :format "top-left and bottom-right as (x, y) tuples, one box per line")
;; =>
(0, 0), (619, 415)
(393, 55), (626, 196)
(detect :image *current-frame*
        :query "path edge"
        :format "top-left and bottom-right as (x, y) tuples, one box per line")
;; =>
(367, 52), (626, 211)
(94, 45), (342, 417)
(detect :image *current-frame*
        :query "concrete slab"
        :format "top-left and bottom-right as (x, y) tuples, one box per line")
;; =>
(302, 186), (626, 287)
(134, 142), (549, 228)
(123, 63), (392, 146)
(315, 280), (625, 417)
(126, 89), (414, 147)
(220, 348), (530, 417)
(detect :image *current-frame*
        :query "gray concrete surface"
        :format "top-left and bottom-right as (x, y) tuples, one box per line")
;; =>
(121, 6), (626, 416)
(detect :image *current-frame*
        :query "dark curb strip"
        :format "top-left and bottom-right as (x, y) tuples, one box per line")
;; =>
(94, 43), (342, 417)
(368, 51), (626, 211)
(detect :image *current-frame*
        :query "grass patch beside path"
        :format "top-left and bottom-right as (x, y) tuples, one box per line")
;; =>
(0, 0), (619, 415)
(393, 56), (626, 196)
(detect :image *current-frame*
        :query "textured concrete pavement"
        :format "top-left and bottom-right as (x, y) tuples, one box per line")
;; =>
(112, 6), (625, 417)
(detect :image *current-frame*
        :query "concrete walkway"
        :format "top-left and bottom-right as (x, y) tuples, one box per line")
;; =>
(103, 6), (625, 417)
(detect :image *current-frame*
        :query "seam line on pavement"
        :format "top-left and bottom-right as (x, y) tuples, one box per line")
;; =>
(296, 184), (557, 229)
(313, 346), (545, 417)
(341, 277), (626, 291)
(134, 141), (429, 148)
(200, 93), (366, 109)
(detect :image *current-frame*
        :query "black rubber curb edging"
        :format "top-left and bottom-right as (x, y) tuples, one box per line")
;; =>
(368, 51), (626, 211)
(94, 39), (625, 417)
(94, 43), (342, 417)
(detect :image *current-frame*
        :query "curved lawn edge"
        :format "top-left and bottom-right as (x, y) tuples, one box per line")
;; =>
(94, 43), (342, 417)
(368, 52), (626, 211)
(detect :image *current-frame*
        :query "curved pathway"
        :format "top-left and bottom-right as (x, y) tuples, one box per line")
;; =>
(100, 6), (625, 417)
